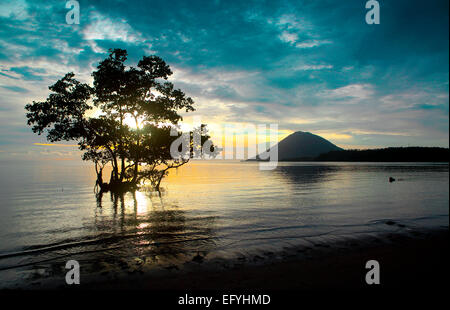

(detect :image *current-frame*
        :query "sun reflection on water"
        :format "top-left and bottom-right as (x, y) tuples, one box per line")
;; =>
(135, 190), (149, 215)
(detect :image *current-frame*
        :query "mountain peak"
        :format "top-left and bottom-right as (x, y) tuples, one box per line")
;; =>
(292, 131), (312, 135)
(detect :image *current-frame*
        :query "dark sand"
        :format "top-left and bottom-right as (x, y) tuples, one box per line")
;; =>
(2, 229), (448, 308)
(66, 229), (449, 291)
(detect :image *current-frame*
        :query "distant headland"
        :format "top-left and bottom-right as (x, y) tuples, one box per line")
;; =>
(250, 131), (449, 162)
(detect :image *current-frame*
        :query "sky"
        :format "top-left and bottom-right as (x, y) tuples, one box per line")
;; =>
(0, 0), (448, 160)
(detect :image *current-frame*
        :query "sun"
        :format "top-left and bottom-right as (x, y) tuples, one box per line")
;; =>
(123, 114), (144, 129)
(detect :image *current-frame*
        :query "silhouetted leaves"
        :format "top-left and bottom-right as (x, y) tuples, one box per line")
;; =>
(25, 48), (215, 192)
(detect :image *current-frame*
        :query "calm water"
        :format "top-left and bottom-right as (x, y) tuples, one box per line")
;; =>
(0, 160), (448, 287)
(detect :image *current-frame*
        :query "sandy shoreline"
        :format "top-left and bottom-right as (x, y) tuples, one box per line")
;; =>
(19, 227), (447, 291)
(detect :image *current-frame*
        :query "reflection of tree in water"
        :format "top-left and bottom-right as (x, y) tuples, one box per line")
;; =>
(92, 191), (217, 269)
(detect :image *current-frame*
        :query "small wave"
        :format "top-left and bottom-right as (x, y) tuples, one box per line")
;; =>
(0, 232), (216, 260)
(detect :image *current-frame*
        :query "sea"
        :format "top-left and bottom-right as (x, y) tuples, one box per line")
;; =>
(0, 160), (448, 288)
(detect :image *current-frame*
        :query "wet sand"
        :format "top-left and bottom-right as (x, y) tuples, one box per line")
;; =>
(52, 229), (448, 291)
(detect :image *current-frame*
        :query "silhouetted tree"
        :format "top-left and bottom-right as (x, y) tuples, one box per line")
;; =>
(26, 48), (216, 193)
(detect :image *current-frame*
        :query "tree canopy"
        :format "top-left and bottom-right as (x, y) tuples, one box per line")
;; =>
(25, 48), (216, 193)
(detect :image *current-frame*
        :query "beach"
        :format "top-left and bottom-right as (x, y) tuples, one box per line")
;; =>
(22, 228), (446, 291)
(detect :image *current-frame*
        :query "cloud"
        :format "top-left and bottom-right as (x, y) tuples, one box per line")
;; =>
(83, 12), (144, 43)
(317, 132), (353, 141)
(295, 39), (331, 49)
(274, 14), (310, 31)
(380, 91), (449, 111)
(295, 64), (333, 71)
(0, 0), (447, 155)
(279, 31), (298, 44)
(82, 11), (153, 54)
(0, 85), (28, 93)
(272, 13), (331, 49)
(33, 143), (79, 147)
(324, 84), (375, 101)
(0, 0), (29, 20)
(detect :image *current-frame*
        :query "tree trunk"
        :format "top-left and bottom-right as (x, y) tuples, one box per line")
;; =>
(112, 156), (119, 182)
(155, 170), (167, 192)
(132, 116), (140, 183)
(132, 161), (139, 183)
(95, 165), (103, 186)
(120, 157), (125, 181)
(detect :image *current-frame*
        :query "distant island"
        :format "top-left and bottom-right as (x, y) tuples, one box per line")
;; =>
(250, 131), (449, 162)
(251, 131), (342, 161)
